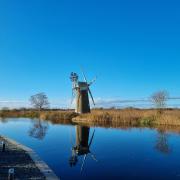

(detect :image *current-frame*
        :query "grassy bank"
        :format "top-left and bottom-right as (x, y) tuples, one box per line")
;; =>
(74, 109), (180, 127)
(1, 108), (180, 127)
(0, 109), (77, 124)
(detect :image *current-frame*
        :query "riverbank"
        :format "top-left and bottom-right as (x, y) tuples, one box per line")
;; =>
(0, 109), (77, 124)
(1, 108), (180, 127)
(0, 136), (59, 179)
(74, 109), (180, 127)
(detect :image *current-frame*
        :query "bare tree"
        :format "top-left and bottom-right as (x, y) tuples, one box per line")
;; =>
(29, 119), (49, 140)
(155, 130), (171, 154)
(30, 93), (49, 110)
(151, 90), (169, 109)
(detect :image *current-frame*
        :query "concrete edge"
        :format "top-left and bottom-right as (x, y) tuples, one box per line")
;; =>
(1, 136), (60, 180)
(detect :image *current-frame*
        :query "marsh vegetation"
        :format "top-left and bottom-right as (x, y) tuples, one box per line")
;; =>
(1, 108), (180, 128)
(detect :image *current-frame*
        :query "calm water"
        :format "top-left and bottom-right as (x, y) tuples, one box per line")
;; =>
(0, 118), (180, 180)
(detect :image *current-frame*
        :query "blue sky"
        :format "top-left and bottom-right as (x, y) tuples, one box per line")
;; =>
(0, 0), (180, 108)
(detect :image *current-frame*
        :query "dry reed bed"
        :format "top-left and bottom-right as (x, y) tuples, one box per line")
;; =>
(1, 109), (180, 127)
(39, 111), (77, 124)
(0, 110), (77, 123)
(0, 110), (40, 118)
(75, 109), (180, 126)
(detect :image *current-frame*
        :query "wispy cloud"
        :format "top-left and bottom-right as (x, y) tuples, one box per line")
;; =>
(94, 97), (180, 108)
(0, 101), (27, 103)
(95, 98), (149, 104)
(1, 97), (180, 109)
(0, 99), (71, 109)
(0, 100), (29, 109)
(94, 98), (150, 108)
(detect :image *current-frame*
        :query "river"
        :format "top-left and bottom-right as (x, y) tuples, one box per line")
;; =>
(0, 118), (180, 180)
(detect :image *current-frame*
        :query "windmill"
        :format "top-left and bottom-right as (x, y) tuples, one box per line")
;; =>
(70, 71), (97, 114)
(69, 125), (98, 172)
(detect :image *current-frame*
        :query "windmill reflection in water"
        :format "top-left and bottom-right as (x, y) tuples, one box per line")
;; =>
(69, 125), (98, 172)
(69, 70), (97, 172)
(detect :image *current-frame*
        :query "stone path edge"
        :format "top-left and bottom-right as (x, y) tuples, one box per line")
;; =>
(1, 136), (60, 180)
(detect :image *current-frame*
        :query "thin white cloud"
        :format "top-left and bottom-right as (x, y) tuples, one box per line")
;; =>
(0, 101), (27, 103)
(0, 97), (180, 109)
(94, 97), (180, 108)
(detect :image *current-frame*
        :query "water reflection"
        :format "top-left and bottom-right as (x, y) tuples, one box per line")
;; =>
(1, 118), (180, 179)
(155, 130), (171, 154)
(69, 125), (98, 172)
(0, 118), (9, 123)
(28, 119), (49, 140)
